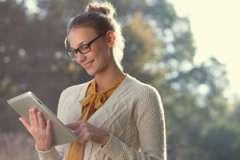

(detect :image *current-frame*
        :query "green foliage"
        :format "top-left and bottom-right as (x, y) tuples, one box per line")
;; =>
(200, 121), (240, 160)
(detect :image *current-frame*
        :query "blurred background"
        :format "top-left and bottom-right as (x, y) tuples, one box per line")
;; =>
(0, 0), (240, 159)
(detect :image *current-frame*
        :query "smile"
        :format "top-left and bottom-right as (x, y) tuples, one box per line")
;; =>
(83, 60), (94, 68)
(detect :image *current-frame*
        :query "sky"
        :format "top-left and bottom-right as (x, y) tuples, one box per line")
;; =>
(167, 0), (240, 98)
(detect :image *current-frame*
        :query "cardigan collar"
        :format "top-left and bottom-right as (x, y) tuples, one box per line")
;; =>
(77, 74), (134, 127)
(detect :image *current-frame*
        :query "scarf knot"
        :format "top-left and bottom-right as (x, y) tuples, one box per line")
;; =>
(67, 78), (124, 160)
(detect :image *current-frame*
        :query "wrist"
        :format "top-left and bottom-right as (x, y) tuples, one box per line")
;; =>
(36, 143), (51, 151)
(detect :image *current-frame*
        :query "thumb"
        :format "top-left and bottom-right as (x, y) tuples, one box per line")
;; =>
(19, 117), (32, 133)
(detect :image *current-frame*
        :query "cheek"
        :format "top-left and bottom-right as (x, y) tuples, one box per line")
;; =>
(92, 48), (105, 62)
(92, 43), (111, 65)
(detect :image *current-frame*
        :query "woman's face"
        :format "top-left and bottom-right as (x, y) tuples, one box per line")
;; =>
(68, 26), (114, 76)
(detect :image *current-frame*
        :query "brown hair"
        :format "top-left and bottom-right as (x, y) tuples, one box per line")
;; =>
(66, 1), (125, 70)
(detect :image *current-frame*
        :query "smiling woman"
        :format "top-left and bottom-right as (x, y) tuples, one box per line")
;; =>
(19, 1), (167, 160)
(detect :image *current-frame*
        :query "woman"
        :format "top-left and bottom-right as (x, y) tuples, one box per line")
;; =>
(19, 1), (167, 160)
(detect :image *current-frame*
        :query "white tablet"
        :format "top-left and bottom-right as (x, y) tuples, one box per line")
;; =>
(7, 91), (78, 146)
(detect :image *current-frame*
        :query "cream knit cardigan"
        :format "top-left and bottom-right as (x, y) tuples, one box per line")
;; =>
(37, 74), (167, 160)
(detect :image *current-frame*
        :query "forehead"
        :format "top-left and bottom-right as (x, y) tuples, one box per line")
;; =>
(68, 27), (97, 47)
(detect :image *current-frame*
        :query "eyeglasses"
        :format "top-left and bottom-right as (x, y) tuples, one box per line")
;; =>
(65, 33), (105, 59)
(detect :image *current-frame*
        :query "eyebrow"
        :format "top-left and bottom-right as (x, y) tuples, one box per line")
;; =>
(68, 40), (86, 50)
(68, 33), (101, 50)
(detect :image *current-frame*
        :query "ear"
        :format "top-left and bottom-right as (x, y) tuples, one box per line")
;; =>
(105, 31), (116, 48)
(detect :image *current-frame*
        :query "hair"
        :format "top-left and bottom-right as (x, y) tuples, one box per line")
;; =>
(66, 1), (125, 71)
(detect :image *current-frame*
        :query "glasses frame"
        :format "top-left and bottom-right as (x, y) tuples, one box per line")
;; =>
(65, 33), (105, 59)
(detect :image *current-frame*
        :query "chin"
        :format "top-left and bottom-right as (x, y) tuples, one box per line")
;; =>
(85, 63), (105, 76)
(85, 70), (95, 76)
(85, 68), (97, 76)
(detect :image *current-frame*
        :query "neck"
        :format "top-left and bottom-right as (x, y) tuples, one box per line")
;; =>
(94, 61), (125, 92)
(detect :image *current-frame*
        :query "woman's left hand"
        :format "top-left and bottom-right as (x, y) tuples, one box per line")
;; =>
(67, 121), (109, 146)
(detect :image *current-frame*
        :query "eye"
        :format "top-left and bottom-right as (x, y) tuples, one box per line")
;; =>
(80, 44), (90, 50)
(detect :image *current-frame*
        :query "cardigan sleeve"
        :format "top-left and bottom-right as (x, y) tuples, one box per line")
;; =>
(99, 86), (167, 160)
(36, 89), (69, 160)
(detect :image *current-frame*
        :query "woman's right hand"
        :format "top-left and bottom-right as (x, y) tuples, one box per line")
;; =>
(19, 107), (53, 151)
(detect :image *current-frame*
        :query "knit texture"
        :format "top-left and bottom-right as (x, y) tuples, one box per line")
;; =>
(36, 74), (167, 160)
(67, 79), (123, 160)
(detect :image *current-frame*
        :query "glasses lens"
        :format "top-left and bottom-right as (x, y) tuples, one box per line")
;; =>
(68, 50), (74, 58)
(64, 33), (105, 59)
(79, 44), (90, 54)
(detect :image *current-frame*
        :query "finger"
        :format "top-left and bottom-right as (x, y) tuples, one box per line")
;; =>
(73, 128), (85, 143)
(38, 111), (46, 129)
(19, 117), (32, 133)
(46, 120), (52, 136)
(71, 129), (80, 137)
(66, 122), (80, 130)
(28, 108), (33, 126)
(78, 128), (90, 144)
(29, 108), (38, 127)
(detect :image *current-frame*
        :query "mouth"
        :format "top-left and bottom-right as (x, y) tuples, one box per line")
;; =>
(83, 60), (94, 68)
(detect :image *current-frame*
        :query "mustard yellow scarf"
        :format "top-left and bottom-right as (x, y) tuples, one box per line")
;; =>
(67, 79), (123, 160)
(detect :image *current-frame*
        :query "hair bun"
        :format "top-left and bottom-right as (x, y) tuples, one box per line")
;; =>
(85, 1), (116, 18)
